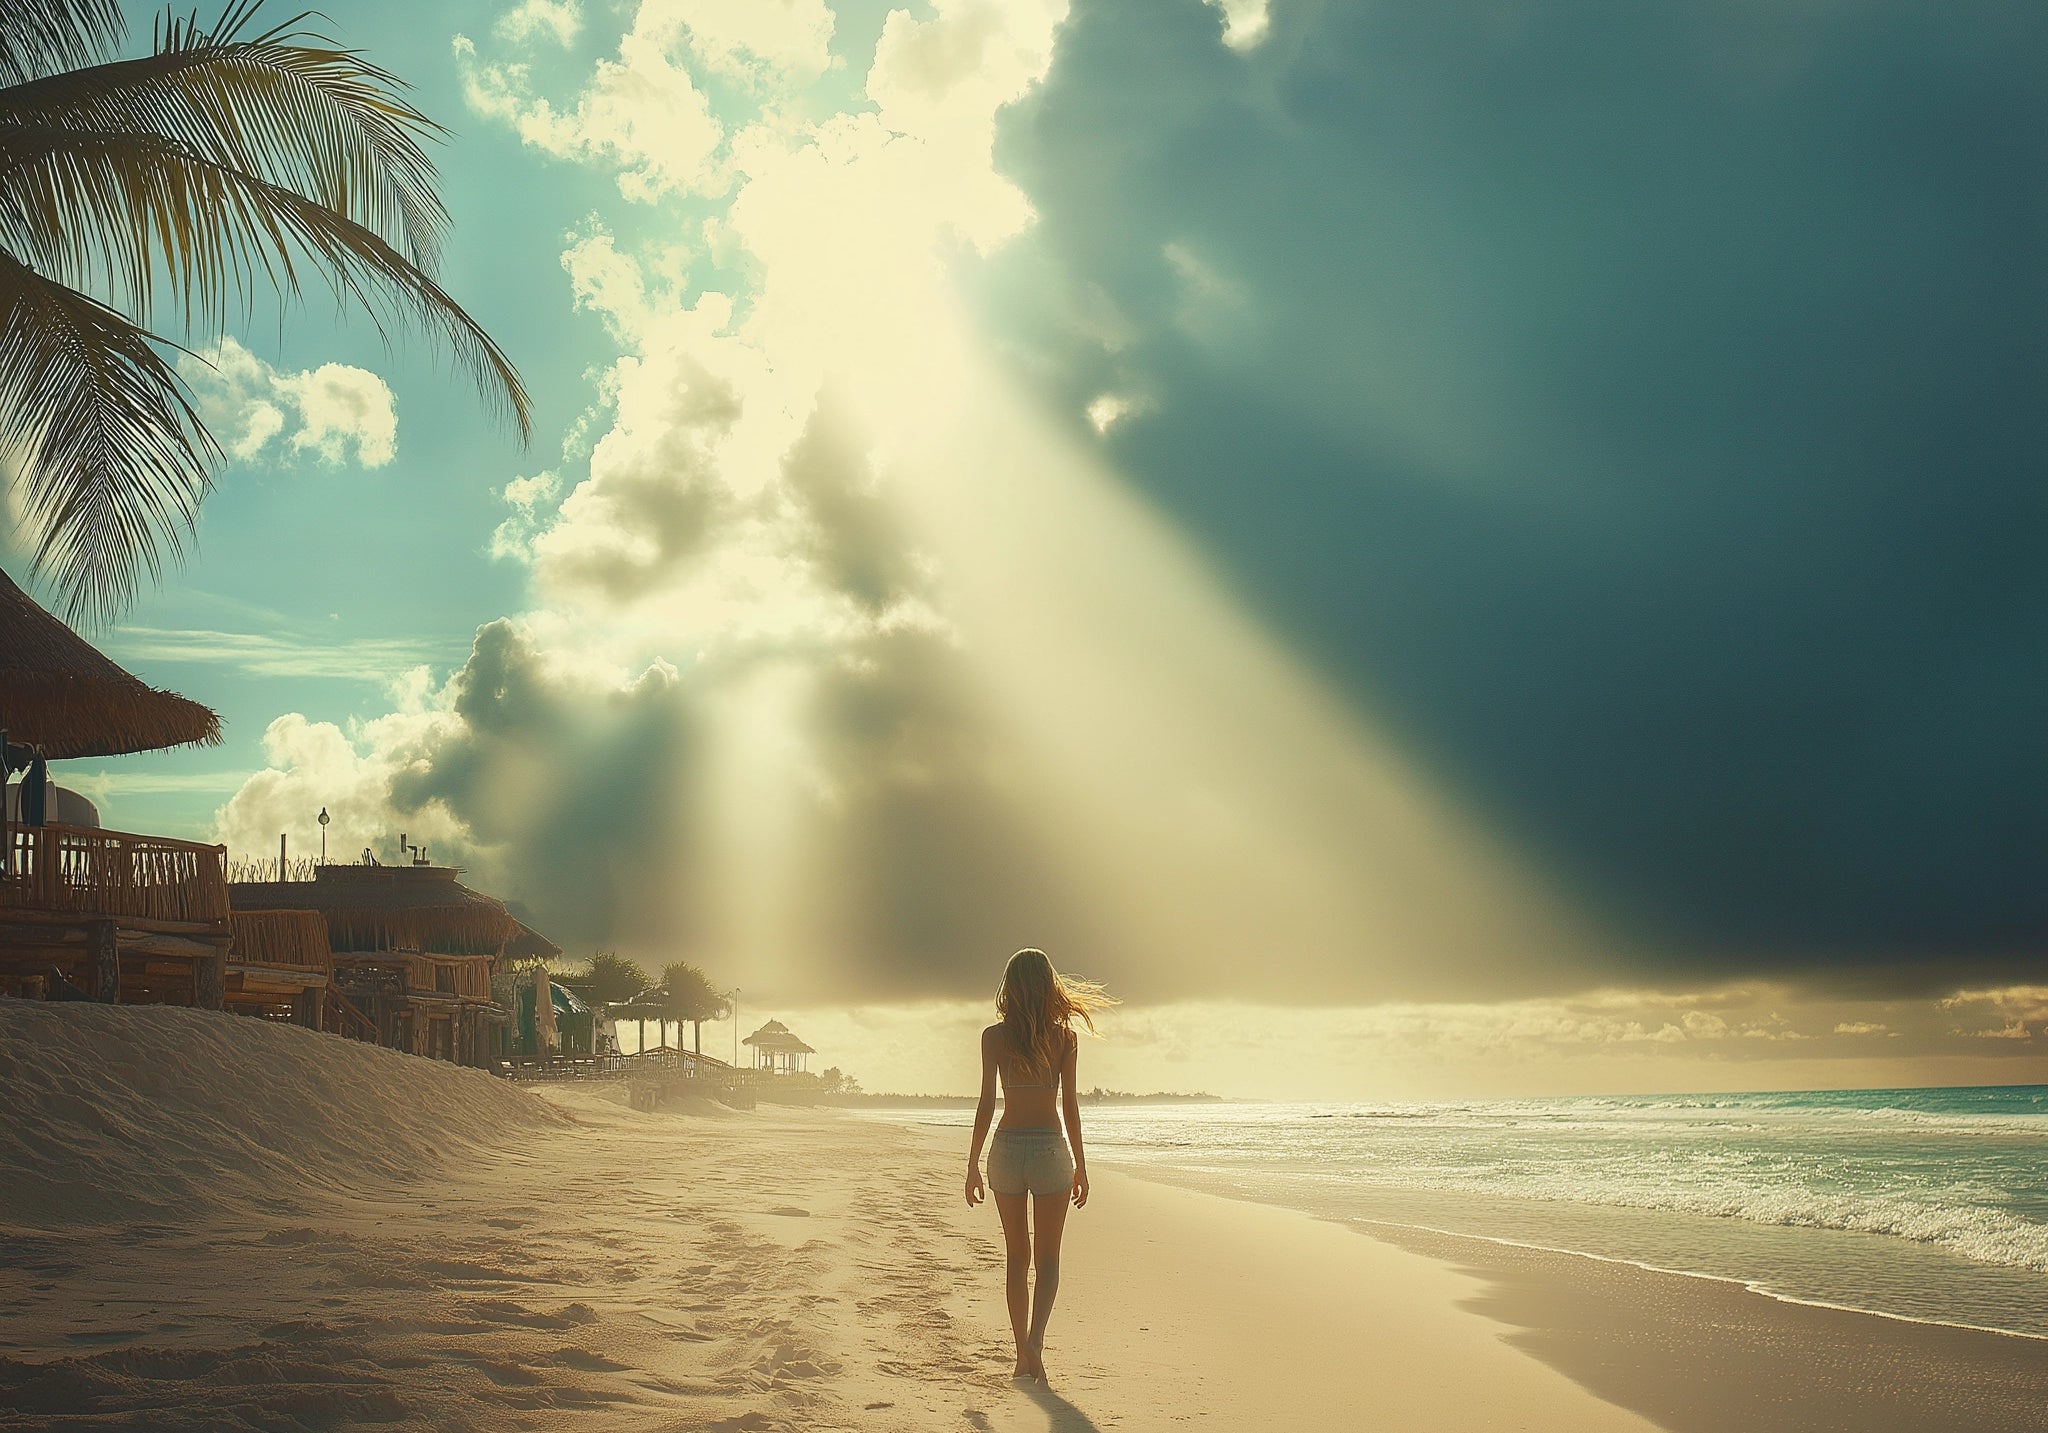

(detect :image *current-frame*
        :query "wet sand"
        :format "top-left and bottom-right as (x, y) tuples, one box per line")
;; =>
(1367, 1223), (2048, 1433)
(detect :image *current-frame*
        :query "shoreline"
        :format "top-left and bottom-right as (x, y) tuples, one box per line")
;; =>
(1093, 1160), (2048, 1433)
(1352, 1214), (2048, 1344)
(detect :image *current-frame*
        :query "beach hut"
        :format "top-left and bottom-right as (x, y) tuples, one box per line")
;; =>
(742, 1019), (816, 1075)
(0, 569), (230, 1006)
(230, 860), (522, 1067)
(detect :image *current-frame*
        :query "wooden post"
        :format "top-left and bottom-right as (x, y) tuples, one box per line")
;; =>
(194, 951), (224, 1010)
(293, 986), (322, 1030)
(278, 832), (287, 881)
(88, 920), (118, 1002)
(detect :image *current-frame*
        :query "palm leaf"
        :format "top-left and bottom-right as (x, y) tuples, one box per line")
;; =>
(0, 0), (122, 88)
(0, 250), (213, 626)
(3, 4), (448, 287)
(0, 126), (529, 439)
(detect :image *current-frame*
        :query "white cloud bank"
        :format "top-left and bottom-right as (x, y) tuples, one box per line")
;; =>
(177, 338), (398, 468)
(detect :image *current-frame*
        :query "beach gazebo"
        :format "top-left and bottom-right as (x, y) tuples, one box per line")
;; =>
(230, 860), (522, 1067)
(742, 1019), (816, 1075)
(0, 568), (231, 1005)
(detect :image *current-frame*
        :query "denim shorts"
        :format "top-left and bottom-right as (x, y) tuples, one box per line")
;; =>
(986, 1128), (1073, 1197)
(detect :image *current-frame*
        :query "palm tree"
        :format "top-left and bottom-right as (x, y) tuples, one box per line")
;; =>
(659, 961), (731, 1056)
(0, 0), (529, 624)
(586, 949), (648, 1006)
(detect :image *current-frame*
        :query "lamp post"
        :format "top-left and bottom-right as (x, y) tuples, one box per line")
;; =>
(731, 988), (741, 1069)
(317, 807), (329, 865)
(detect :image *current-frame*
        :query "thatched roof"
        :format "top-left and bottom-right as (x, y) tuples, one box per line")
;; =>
(229, 863), (519, 957)
(502, 920), (563, 963)
(0, 567), (221, 759)
(744, 1019), (815, 1055)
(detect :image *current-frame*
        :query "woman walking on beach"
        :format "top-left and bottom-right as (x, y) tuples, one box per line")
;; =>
(965, 948), (1115, 1382)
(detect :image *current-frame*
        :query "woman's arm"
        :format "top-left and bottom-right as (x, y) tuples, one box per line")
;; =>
(1062, 1028), (1088, 1207)
(965, 1025), (997, 1206)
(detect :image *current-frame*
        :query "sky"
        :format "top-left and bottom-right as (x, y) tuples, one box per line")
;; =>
(33, 0), (2047, 1096)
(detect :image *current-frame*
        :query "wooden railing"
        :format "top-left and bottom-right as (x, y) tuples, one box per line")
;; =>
(2, 822), (229, 927)
(227, 909), (333, 973)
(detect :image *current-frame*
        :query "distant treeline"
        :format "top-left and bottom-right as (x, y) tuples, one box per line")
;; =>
(801, 1088), (1225, 1108)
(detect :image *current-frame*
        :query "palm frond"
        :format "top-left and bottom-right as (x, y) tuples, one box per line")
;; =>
(2, 4), (449, 302)
(0, 0), (122, 88)
(0, 251), (213, 627)
(0, 127), (531, 441)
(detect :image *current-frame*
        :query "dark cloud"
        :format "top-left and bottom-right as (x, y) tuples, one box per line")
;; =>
(799, 622), (1115, 999)
(984, 0), (2048, 989)
(783, 396), (930, 613)
(388, 619), (708, 951)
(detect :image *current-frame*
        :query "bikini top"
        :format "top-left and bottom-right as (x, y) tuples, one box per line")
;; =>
(1002, 1065), (1059, 1092)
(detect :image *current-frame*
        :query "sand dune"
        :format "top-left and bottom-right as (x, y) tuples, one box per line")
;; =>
(0, 1002), (1661, 1431)
(0, 1002), (563, 1228)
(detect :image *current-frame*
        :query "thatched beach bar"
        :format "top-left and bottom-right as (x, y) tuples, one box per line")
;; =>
(230, 861), (526, 1067)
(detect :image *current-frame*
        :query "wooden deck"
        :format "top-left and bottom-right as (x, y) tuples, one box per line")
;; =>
(0, 822), (231, 1004)
(4, 823), (229, 927)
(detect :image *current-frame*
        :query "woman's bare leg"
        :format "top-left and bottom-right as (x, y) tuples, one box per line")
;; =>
(1025, 1191), (1070, 1378)
(993, 1193), (1033, 1376)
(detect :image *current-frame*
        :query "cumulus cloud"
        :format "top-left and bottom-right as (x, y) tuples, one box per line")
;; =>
(455, 17), (725, 201)
(645, 0), (835, 85)
(177, 338), (397, 467)
(488, 470), (564, 561)
(496, 0), (580, 46)
(1201, 0), (1270, 51)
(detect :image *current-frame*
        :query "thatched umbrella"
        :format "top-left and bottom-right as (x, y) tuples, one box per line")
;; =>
(0, 567), (220, 760)
(502, 920), (563, 964)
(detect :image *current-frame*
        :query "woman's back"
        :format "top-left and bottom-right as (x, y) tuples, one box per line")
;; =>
(991, 1022), (1068, 1129)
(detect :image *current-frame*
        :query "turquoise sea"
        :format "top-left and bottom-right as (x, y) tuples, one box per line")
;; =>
(918, 1086), (2048, 1339)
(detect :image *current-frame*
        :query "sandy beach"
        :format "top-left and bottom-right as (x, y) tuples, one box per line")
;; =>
(2, 1003), (2041, 1432)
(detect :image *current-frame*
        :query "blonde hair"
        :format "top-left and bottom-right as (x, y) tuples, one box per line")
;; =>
(996, 948), (1117, 1081)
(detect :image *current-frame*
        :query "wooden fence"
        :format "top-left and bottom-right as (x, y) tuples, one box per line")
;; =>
(227, 909), (333, 973)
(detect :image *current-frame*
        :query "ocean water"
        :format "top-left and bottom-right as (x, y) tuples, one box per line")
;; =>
(914, 1086), (2048, 1339)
